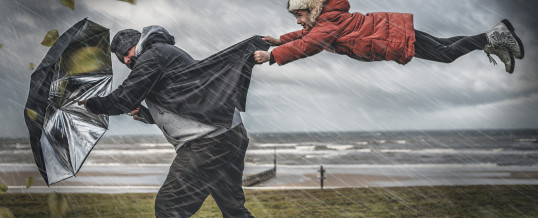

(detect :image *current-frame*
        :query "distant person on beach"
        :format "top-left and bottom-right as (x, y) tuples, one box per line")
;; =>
(79, 26), (254, 217)
(253, 0), (525, 73)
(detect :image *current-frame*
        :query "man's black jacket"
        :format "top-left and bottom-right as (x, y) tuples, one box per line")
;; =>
(87, 32), (270, 128)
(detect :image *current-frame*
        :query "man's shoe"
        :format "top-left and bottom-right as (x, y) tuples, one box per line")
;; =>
(485, 44), (515, 74)
(486, 19), (524, 59)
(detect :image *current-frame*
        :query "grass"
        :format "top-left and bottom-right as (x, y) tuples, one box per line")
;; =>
(1, 185), (537, 217)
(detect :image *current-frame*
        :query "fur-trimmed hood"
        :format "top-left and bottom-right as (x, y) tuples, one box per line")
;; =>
(288, 0), (327, 24)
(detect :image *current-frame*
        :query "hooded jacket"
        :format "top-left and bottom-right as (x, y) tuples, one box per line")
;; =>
(86, 27), (270, 128)
(272, 0), (416, 65)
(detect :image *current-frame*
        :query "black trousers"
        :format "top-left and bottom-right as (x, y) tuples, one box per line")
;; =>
(414, 30), (488, 63)
(155, 124), (253, 218)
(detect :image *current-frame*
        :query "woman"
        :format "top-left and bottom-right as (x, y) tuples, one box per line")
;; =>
(253, 0), (524, 73)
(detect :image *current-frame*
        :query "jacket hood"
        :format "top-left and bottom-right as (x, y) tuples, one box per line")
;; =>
(320, 0), (350, 15)
(288, 0), (326, 25)
(135, 25), (175, 56)
(110, 29), (141, 63)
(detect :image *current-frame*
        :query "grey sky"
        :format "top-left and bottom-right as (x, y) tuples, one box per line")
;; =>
(0, 0), (537, 137)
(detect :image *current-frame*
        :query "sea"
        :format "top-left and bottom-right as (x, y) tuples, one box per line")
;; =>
(246, 129), (538, 166)
(1, 129), (537, 192)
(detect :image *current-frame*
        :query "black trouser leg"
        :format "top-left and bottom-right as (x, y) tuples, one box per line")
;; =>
(155, 124), (253, 218)
(415, 30), (466, 45)
(208, 138), (250, 218)
(414, 30), (488, 63)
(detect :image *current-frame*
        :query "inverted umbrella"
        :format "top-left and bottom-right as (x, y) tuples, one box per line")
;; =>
(24, 18), (112, 185)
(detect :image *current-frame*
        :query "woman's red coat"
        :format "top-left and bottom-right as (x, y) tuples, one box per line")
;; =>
(272, 0), (416, 65)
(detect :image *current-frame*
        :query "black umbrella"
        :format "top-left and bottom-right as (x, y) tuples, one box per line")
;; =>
(24, 18), (112, 185)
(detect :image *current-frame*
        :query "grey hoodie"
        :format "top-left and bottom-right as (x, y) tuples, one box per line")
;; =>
(137, 26), (242, 150)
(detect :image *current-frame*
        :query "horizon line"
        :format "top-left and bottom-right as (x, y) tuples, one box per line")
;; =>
(2, 128), (537, 140)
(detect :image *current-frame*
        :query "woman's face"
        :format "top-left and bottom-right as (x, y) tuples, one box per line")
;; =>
(293, 10), (314, 30)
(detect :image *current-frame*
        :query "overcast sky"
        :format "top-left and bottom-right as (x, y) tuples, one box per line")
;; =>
(0, 0), (537, 137)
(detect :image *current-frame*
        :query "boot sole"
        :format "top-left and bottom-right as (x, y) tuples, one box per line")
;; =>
(501, 19), (525, 59)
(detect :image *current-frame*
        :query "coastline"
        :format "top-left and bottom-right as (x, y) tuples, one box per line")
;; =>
(2, 164), (537, 193)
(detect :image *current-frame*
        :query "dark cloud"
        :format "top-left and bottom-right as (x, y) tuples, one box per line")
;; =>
(0, 0), (537, 137)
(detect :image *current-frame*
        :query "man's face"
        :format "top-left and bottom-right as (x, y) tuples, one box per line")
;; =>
(293, 10), (314, 30)
(123, 46), (136, 69)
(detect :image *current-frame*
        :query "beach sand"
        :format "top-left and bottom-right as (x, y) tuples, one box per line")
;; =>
(250, 164), (538, 189)
(2, 164), (538, 193)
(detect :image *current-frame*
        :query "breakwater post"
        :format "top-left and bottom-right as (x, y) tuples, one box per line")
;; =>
(318, 165), (326, 190)
(242, 148), (277, 187)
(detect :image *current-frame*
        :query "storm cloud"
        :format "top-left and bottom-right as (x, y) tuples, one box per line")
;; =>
(0, 0), (537, 137)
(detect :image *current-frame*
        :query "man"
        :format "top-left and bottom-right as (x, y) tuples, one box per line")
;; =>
(79, 26), (267, 217)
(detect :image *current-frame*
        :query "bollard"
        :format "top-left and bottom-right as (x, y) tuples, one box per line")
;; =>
(318, 165), (326, 190)
(274, 147), (277, 173)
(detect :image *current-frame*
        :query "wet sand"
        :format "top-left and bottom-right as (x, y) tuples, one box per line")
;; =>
(254, 164), (538, 188)
(2, 164), (538, 193)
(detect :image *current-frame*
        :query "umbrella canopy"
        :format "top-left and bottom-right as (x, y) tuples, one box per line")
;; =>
(24, 18), (112, 185)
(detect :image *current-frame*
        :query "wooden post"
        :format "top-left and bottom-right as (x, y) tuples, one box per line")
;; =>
(274, 147), (277, 173)
(242, 148), (278, 187)
(318, 165), (326, 190)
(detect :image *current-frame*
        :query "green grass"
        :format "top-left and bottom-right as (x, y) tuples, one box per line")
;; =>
(1, 185), (537, 217)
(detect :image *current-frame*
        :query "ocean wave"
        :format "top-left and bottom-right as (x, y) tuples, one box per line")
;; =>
(82, 163), (171, 167)
(0, 150), (32, 155)
(138, 143), (171, 147)
(0, 149), (175, 155)
(326, 145), (354, 150)
(246, 147), (538, 154)
(254, 142), (361, 148)
(296, 145), (315, 151)
(373, 140), (387, 144)
(15, 143), (30, 149)
(3, 148), (537, 156)
(0, 149), (176, 156)
(378, 148), (513, 154)
(91, 149), (175, 155)
(255, 143), (299, 147)
(240, 163), (534, 168)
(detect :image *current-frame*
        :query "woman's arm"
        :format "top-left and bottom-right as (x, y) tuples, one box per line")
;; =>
(272, 24), (339, 65)
(279, 29), (309, 44)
